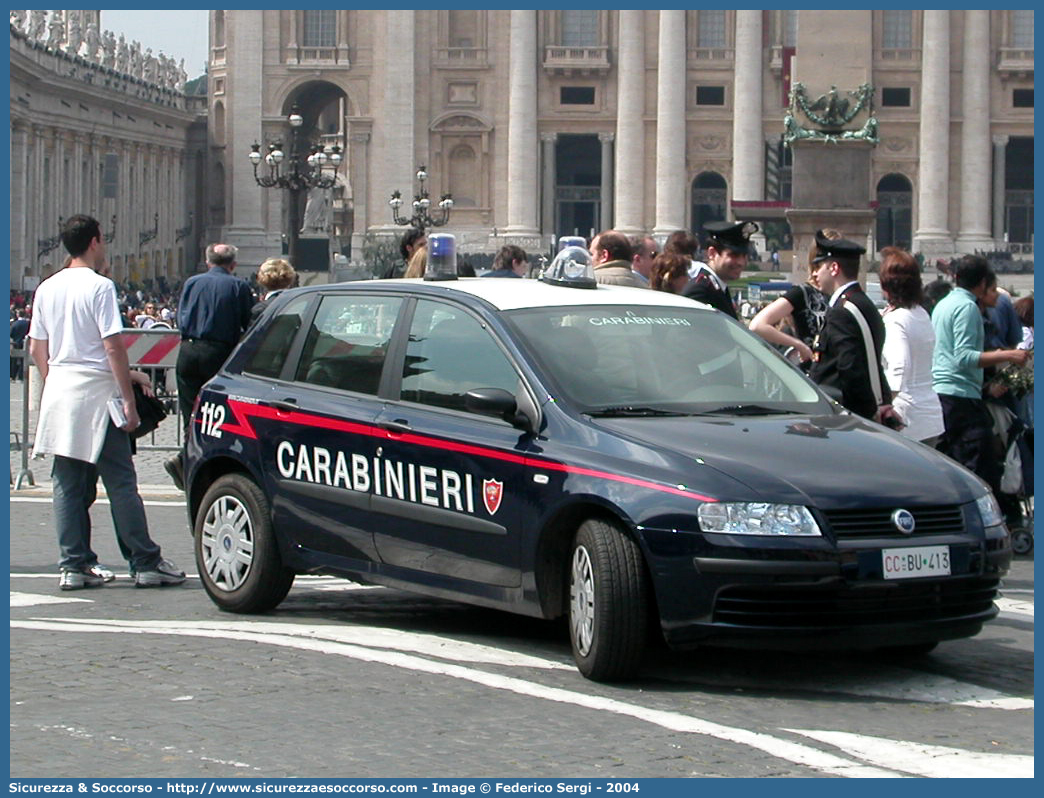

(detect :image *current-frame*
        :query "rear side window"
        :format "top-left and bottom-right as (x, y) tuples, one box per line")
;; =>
(400, 300), (518, 412)
(243, 296), (310, 379)
(294, 295), (403, 395)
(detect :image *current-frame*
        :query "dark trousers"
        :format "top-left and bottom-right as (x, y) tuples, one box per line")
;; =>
(175, 339), (234, 432)
(52, 423), (161, 571)
(936, 394), (1001, 497)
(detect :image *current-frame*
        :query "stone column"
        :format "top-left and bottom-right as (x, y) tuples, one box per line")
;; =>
(653, 10), (687, 237)
(10, 121), (28, 287)
(541, 132), (557, 236)
(337, 10), (349, 62)
(732, 9), (764, 202)
(912, 9), (953, 257)
(285, 10), (298, 64)
(380, 12), (416, 231)
(992, 135), (1008, 243)
(599, 132), (614, 230)
(505, 9), (539, 237)
(955, 10), (993, 253)
(226, 11), (267, 263)
(614, 9), (645, 236)
(348, 124), (371, 258)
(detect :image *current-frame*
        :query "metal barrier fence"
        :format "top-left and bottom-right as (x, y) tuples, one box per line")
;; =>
(11, 329), (183, 489)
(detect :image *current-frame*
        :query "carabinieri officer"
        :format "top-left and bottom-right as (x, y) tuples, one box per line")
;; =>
(682, 221), (758, 319)
(808, 230), (900, 426)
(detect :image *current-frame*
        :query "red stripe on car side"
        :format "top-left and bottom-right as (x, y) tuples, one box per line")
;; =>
(221, 399), (715, 503)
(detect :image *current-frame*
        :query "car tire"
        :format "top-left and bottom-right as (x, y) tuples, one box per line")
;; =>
(568, 518), (648, 681)
(1011, 528), (1033, 556)
(194, 473), (294, 613)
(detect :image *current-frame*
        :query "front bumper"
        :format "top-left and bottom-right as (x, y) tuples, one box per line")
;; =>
(644, 524), (1011, 651)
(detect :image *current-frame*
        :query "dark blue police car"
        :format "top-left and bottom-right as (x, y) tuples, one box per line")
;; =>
(184, 252), (1011, 681)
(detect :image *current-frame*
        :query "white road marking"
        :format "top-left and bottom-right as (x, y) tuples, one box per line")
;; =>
(10, 584), (1032, 710)
(9, 496), (183, 507)
(10, 573), (381, 590)
(11, 617), (902, 778)
(784, 729), (1034, 778)
(995, 596), (1034, 618)
(25, 616), (574, 671)
(10, 591), (92, 607)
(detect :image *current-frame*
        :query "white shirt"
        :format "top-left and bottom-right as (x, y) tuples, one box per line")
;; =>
(882, 305), (945, 442)
(691, 262), (728, 291)
(28, 266), (124, 370)
(828, 281), (861, 307)
(28, 266), (125, 463)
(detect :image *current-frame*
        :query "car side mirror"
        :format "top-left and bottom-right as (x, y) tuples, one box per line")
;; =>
(465, 387), (534, 432)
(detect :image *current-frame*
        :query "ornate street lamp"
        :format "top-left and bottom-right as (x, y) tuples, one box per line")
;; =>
(37, 217), (63, 259)
(139, 212), (159, 248)
(249, 105), (343, 268)
(389, 166), (453, 231)
(175, 211), (194, 243)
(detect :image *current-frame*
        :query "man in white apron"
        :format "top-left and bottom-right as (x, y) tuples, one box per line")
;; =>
(28, 214), (185, 590)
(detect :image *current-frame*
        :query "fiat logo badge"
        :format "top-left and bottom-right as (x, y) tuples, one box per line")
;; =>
(892, 509), (916, 535)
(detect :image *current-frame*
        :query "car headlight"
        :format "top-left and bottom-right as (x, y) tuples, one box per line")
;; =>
(697, 502), (822, 536)
(975, 492), (1004, 528)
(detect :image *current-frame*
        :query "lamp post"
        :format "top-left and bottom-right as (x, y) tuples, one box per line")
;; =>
(249, 105), (342, 268)
(389, 166), (453, 231)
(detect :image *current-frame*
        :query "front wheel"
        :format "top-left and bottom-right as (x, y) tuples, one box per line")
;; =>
(568, 518), (649, 681)
(194, 473), (294, 613)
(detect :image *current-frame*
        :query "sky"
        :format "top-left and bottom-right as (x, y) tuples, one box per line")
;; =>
(99, 9), (210, 80)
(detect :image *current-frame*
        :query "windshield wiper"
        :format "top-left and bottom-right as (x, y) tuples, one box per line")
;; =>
(697, 404), (793, 416)
(586, 406), (691, 418)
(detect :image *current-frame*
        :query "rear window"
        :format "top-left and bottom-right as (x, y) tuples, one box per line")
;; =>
(293, 295), (403, 395)
(243, 295), (310, 379)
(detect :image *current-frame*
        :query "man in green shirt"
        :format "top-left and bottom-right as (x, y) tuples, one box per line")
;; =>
(931, 255), (1027, 498)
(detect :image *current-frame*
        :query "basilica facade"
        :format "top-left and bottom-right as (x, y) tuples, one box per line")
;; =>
(206, 9), (1033, 270)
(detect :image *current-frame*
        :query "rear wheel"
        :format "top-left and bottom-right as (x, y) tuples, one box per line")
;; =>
(194, 473), (294, 613)
(1011, 527), (1033, 556)
(568, 518), (649, 681)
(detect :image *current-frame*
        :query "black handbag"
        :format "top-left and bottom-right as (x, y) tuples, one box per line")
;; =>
(132, 383), (167, 439)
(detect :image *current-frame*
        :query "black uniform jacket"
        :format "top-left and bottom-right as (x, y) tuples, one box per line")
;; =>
(682, 268), (737, 318)
(810, 284), (889, 420)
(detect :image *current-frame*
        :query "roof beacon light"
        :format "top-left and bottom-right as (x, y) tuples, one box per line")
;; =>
(424, 233), (458, 281)
(557, 235), (587, 252)
(542, 245), (597, 289)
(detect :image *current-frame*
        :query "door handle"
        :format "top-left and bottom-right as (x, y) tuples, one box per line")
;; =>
(379, 419), (411, 435)
(270, 398), (298, 413)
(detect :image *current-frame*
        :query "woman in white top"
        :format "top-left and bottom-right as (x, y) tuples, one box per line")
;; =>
(879, 247), (944, 444)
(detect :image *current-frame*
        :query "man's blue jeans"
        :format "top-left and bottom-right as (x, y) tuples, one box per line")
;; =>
(52, 422), (162, 572)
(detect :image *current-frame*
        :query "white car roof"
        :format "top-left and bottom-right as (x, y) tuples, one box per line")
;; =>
(367, 277), (716, 313)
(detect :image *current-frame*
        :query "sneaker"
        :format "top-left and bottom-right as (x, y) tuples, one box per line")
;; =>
(59, 567), (104, 591)
(163, 455), (185, 492)
(135, 558), (186, 588)
(86, 564), (116, 583)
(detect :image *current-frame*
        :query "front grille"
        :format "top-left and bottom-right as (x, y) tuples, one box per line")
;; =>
(713, 576), (998, 628)
(823, 505), (965, 538)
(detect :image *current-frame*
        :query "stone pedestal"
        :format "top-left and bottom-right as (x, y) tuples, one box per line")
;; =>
(785, 138), (876, 263)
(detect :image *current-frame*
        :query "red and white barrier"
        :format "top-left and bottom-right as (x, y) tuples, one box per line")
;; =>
(121, 329), (181, 367)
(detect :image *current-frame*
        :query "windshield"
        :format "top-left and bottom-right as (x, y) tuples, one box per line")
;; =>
(506, 305), (831, 416)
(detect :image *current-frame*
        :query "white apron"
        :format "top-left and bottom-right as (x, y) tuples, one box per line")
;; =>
(33, 365), (118, 464)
